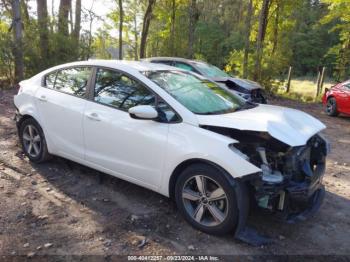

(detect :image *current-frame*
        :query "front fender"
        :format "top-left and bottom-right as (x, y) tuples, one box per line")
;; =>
(159, 123), (261, 196)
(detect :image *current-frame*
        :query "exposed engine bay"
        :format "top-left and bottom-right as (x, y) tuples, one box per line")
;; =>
(201, 125), (329, 223)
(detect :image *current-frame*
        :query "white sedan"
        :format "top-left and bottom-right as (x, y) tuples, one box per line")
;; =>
(14, 60), (328, 236)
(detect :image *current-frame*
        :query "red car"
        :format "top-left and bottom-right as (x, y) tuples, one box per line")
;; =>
(322, 80), (350, 116)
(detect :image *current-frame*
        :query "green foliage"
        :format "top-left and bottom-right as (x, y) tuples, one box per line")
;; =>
(0, 0), (349, 92)
(0, 21), (13, 84)
(321, 0), (350, 81)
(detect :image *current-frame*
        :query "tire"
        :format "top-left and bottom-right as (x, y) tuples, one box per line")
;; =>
(19, 118), (51, 163)
(326, 97), (339, 116)
(175, 163), (239, 235)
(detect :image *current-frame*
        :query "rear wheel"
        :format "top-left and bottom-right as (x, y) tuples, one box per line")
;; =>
(19, 118), (51, 163)
(326, 97), (339, 116)
(175, 163), (239, 235)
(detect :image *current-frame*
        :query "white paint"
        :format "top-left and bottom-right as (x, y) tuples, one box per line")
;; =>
(14, 60), (327, 197)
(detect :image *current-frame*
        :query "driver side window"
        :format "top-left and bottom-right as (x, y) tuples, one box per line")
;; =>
(94, 68), (180, 123)
(94, 68), (156, 111)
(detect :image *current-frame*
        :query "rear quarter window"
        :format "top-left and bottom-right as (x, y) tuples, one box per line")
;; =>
(45, 72), (57, 89)
(44, 67), (92, 98)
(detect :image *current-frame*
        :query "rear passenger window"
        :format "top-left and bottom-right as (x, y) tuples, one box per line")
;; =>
(45, 72), (56, 89)
(94, 68), (155, 111)
(52, 67), (91, 97)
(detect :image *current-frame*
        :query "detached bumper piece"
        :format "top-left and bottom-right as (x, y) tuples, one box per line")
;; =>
(252, 134), (328, 223)
(285, 185), (325, 223)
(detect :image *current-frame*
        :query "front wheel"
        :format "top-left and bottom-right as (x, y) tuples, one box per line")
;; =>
(175, 163), (239, 235)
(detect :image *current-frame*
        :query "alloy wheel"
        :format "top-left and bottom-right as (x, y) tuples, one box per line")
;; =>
(22, 124), (42, 158)
(326, 99), (335, 114)
(182, 175), (228, 227)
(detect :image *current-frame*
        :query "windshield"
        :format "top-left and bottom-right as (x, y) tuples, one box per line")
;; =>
(194, 62), (231, 78)
(144, 70), (245, 115)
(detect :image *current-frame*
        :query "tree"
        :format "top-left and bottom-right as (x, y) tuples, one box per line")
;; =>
(58, 0), (71, 36)
(322, 0), (350, 81)
(188, 0), (198, 59)
(140, 0), (156, 58)
(253, 0), (271, 81)
(73, 0), (81, 44)
(118, 0), (123, 60)
(11, 0), (24, 82)
(169, 0), (176, 56)
(21, 0), (30, 24)
(37, 0), (49, 67)
(133, 8), (138, 59)
(243, 0), (253, 78)
(271, 0), (280, 55)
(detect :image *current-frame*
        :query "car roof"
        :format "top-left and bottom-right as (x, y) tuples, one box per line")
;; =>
(43, 60), (180, 74)
(143, 57), (207, 65)
(144, 57), (190, 62)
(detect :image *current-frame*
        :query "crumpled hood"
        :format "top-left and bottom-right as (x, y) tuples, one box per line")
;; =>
(211, 77), (262, 91)
(196, 104), (326, 147)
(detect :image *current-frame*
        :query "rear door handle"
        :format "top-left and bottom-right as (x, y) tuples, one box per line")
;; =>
(38, 95), (47, 102)
(86, 112), (101, 121)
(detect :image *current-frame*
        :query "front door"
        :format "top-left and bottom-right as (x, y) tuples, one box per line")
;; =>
(83, 68), (169, 189)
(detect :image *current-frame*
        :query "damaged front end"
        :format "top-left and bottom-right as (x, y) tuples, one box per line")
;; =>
(202, 125), (329, 223)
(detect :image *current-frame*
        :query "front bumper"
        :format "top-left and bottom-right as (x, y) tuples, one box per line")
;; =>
(252, 134), (328, 222)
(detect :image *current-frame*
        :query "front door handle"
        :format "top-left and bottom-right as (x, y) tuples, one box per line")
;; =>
(86, 112), (101, 121)
(38, 95), (47, 102)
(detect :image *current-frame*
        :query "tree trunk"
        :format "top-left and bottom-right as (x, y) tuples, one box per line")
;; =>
(118, 0), (123, 60)
(50, 0), (55, 33)
(187, 0), (198, 59)
(271, 1), (280, 55)
(21, 0), (30, 24)
(72, 0), (81, 59)
(170, 0), (176, 56)
(11, 0), (24, 83)
(69, 0), (73, 33)
(73, 0), (81, 42)
(58, 0), (71, 36)
(133, 12), (138, 60)
(243, 0), (253, 79)
(37, 0), (49, 67)
(140, 0), (156, 58)
(253, 0), (270, 81)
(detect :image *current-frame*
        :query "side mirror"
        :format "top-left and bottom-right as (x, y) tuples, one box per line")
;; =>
(128, 105), (158, 120)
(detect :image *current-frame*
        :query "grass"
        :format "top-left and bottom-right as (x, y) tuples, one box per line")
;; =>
(274, 76), (335, 102)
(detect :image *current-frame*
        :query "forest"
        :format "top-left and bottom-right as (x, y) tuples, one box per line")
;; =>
(0, 0), (349, 91)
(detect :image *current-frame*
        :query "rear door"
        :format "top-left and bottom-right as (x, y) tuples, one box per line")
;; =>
(83, 68), (174, 189)
(35, 66), (92, 161)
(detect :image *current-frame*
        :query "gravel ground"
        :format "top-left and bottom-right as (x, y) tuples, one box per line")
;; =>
(0, 89), (349, 260)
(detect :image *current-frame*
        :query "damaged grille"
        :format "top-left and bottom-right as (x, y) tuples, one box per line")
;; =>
(251, 134), (327, 213)
(284, 134), (327, 184)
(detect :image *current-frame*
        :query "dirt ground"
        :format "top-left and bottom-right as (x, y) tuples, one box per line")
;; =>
(0, 88), (349, 260)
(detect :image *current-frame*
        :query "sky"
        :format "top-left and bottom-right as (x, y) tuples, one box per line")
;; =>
(28, 0), (117, 34)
